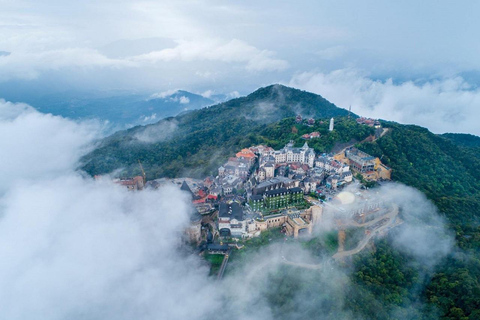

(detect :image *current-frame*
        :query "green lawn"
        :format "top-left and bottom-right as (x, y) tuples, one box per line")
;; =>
(204, 253), (225, 276)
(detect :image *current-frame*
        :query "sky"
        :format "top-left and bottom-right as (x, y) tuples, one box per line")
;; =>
(1, 0), (480, 134)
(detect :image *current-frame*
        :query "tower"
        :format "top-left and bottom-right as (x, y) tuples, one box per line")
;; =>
(138, 160), (146, 186)
(329, 118), (334, 131)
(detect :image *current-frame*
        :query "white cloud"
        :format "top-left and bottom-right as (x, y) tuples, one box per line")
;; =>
(226, 91), (240, 99)
(0, 100), (99, 193)
(0, 48), (135, 81)
(142, 113), (157, 122)
(134, 119), (178, 143)
(0, 101), (217, 319)
(289, 69), (480, 135)
(132, 39), (288, 72)
(179, 96), (190, 104)
(0, 38), (287, 83)
(0, 174), (220, 319)
(149, 89), (179, 99)
(201, 89), (213, 98)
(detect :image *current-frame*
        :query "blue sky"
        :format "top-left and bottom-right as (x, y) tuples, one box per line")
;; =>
(1, 0), (480, 134)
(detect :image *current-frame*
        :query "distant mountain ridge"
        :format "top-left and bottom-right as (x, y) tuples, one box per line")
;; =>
(2, 89), (217, 130)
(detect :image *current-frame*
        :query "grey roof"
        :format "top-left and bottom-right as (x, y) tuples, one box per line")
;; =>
(218, 202), (244, 221)
(265, 187), (289, 197)
(250, 195), (263, 201)
(207, 244), (229, 251)
(180, 181), (194, 197)
(256, 177), (293, 189)
(341, 171), (352, 177)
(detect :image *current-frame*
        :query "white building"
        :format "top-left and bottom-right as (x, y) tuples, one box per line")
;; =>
(272, 141), (315, 167)
(218, 202), (249, 238)
(329, 118), (334, 131)
(263, 162), (275, 178)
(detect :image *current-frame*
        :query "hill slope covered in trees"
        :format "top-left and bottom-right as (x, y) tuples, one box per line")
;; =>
(80, 84), (353, 178)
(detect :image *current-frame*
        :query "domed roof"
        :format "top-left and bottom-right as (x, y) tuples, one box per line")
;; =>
(335, 191), (355, 205)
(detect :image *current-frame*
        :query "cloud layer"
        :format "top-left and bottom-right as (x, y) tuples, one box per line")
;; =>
(0, 100), (218, 319)
(0, 100), (98, 193)
(290, 69), (480, 135)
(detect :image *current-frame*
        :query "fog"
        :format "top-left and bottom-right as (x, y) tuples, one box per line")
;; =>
(289, 69), (480, 135)
(0, 101), (218, 319)
(133, 118), (179, 143)
(0, 101), (456, 319)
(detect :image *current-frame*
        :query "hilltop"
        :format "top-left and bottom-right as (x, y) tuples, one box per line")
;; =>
(80, 84), (354, 178)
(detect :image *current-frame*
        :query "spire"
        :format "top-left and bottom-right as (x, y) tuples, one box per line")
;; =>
(180, 180), (194, 197)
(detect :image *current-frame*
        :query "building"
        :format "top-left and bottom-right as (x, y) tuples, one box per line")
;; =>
(376, 163), (392, 180)
(218, 201), (246, 237)
(329, 118), (334, 131)
(356, 117), (381, 128)
(114, 176), (145, 191)
(263, 187), (303, 209)
(185, 208), (203, 243)
(236, 148), (256, 165)
(315, 155), (350, 174)
(326, 175), (339, 190)
(345, 148), (375, 173)
(263, 162), (275, 179)
(272, 141), (315, 167)
(255, 206), (323, 238)
(249, 194), (265, 211)
(219, 175), (242, 195)
(252, 176), (298, 195)
(301, 131), (320, 140)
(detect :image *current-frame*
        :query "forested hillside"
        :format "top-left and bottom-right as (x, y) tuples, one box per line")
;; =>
(358, 123), (480, 319)
(80, 84), (353, 178)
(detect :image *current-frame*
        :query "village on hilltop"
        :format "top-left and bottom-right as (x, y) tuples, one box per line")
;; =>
(104, 117), (395, 267)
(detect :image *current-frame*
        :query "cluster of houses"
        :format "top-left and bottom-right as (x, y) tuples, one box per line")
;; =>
(301, 131), (321, 140)
(356, 117), (381, 128)
(295, 115), (316, 126)
(109, 136), (391, 243)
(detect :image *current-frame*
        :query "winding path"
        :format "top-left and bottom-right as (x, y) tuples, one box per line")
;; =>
(278, 204), (400, 269)
(333, 204), (399, 260)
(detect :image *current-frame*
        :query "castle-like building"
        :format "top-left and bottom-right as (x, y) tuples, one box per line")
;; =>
(273, 141), (315, 167)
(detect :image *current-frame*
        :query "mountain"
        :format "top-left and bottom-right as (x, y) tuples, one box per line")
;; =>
(79, 84), (480, 319)
(80, 84), (354, 178)
(1, 89), (215, 130)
